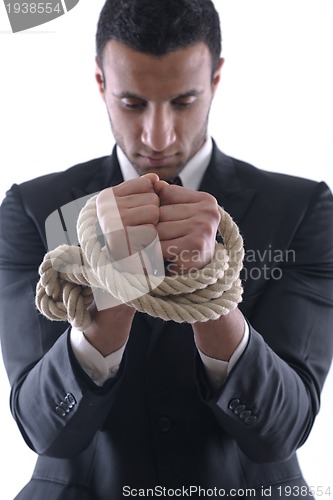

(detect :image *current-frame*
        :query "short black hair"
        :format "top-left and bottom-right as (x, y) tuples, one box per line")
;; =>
(96, 0), (221, 75)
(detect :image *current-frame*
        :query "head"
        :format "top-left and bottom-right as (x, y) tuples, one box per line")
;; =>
(95, 0), (224, 180)
(96, 0), (221, 81)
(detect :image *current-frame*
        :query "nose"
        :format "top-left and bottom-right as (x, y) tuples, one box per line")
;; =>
(141, 105), (176, 152)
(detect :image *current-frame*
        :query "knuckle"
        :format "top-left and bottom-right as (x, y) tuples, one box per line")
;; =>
(140, 176), (156, 192)
(192, 217), (214, 238)
(199, 204), (220, 226)
(200, 191), (217, 204)
(199, 197), (218, 213)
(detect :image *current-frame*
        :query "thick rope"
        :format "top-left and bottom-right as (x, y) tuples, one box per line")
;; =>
(36, 195), (244, 328)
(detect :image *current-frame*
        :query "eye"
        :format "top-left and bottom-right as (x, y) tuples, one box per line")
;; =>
(172, 96), (197, 108)
(121, 98), (147, 110)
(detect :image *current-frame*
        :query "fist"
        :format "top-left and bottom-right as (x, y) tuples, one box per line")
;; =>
(154, 181), (220, 274)
(96, 174), (161, 274)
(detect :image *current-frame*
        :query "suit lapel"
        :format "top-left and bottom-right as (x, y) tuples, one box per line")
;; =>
(70, 146), (124, 200)
(199, 143), (256, 226)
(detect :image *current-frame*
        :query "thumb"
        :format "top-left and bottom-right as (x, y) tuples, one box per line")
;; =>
(140, 173), (160, 185)
(153, 179), (170, 195)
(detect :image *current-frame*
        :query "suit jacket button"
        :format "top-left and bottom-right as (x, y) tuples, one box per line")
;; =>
(55, 406), (66, 417)
(59, 401), (70, 413)
(228, 398), (241, 411)
(65, 393), (76, 408)
(245, 415), (258, 425)
(239, 410), (252, 420)
(158, 417), (172, 433)
(234, 404), (246, 415)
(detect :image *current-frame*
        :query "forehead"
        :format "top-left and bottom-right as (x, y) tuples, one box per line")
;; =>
(102, 40), (212, 98)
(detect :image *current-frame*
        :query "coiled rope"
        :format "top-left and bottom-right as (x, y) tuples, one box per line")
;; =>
(36, 195), (244, 329)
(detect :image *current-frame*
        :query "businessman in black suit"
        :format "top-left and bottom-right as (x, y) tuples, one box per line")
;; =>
(1, 0), (333, 499)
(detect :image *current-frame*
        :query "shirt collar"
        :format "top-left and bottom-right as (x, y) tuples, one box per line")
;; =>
(116, 137), (213, 191)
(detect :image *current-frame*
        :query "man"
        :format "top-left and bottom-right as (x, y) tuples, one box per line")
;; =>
(0, 1), (333, 499)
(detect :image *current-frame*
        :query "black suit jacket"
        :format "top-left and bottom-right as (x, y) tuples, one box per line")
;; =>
(1, 144), (333, 499)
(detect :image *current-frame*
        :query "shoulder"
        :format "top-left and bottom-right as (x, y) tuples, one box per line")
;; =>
(3, 155), (111, 216)
(215, 147), (332, 207)
(18, 155), (110, 199)
(237, 157), (333, 217)
(232, 153), (321, 192)
(210, 146), (333, 244)
(0, 155), (113, 247)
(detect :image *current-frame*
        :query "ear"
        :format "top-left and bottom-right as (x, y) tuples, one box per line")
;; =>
(212, 57), (224, 94)
(95, 57), (105, 99)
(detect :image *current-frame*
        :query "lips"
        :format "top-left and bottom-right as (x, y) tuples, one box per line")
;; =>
(140, 154), (177, 167)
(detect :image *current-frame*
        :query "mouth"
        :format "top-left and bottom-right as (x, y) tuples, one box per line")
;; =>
(139, 154), (178, 167)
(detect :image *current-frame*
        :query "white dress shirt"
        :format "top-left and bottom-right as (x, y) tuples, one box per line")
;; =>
(71, 138), (249, 391)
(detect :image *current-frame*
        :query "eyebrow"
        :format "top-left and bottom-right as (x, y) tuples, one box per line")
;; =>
(112, 89), (204, 101)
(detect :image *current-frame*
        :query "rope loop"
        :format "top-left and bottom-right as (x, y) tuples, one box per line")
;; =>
(36, 194), (244, 328)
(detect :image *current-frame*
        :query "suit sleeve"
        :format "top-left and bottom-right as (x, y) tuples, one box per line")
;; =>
(200, 181), (333, 463)
(0, 185), (125, 458)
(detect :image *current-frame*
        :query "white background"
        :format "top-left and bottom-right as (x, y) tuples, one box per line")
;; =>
(0, 1), (332, 498)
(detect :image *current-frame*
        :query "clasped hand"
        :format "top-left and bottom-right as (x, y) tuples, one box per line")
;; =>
(96, 174), (220, 275)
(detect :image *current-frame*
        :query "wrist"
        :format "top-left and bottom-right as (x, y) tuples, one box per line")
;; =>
(193, 308), (244, 362)
(84, 302), (135, 356)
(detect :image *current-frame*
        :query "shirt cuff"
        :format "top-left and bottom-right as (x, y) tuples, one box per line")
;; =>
(196, 317), (249, 392)
(70, 327), (127, 387)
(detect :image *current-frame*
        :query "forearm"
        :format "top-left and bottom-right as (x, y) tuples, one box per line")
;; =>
(205, 325), (314, 464)
(12, 330), (124, 458)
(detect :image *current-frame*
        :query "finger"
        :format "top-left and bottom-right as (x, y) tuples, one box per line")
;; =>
(125, 225), (158, 254)
(104, 225), (157, 260)
(159, 236), (197, 261)
(120, 205), (160, 227)
(154, 179), (170, 194)
(104, 225), (163, 278)
(97, 188), (160, 232)
(156, 183), (214, 205)
(157, 219), (193, 241)
(160, 235), (214, 271)
(113, 174), (159, 197)
(141, 173), (160, 183)
(158, 203), (198, 223)
(116, 192), (160, 210)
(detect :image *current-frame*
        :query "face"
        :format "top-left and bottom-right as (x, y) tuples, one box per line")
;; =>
(96, 40), (223, 181)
